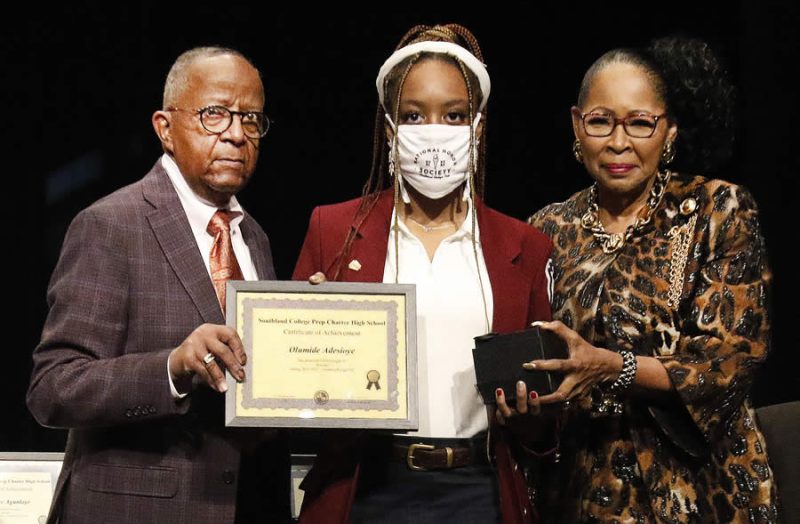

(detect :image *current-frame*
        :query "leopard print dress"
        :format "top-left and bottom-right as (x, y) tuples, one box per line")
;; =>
(528, 175), (779, 523)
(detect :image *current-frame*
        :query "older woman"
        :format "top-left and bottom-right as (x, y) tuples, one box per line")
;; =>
(293, 24), (552, 523)
(498, 38), (779, 522)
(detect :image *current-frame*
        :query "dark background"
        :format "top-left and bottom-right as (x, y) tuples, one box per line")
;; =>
(5, 2), (798, 451)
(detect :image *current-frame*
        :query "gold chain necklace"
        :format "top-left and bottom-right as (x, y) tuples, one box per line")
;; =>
(580, 170), (671, 254)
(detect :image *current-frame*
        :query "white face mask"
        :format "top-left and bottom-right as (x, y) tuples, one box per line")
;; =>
(387, 113), (481, 201)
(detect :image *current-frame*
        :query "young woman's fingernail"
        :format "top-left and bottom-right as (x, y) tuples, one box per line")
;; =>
(495, 388), (503, 397)
(530, 391), (538, 400)
(523, 362), (536, 370)
(517, 380), (526, 391)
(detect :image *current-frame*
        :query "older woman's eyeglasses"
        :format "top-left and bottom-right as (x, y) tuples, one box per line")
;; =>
(580, 111), (666, 138)
(166, 105), (270, 138)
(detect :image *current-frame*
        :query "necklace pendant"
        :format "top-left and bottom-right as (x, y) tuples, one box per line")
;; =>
(583, 170), (672, 256)
(407, 216), (453, 233)
(601, 234), (624, 254)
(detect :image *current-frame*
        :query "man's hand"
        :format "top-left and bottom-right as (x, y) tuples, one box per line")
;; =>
(169, 324), (247, 393)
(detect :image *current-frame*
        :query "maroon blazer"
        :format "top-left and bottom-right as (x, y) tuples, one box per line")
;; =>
(27, 161), (285, 523)
(292, 190), (553, 524)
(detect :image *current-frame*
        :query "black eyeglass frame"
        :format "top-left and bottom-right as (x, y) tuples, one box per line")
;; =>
(165, 105), (270, 138)
(578, 111), (668, 138)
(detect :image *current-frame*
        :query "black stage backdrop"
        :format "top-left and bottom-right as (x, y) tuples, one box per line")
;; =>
(5, 1), (798, 451)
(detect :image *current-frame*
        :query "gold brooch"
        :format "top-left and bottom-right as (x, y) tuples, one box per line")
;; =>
(680, 198), (697, 216)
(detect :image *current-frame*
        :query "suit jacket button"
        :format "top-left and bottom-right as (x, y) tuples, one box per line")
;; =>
(222, 470), (236, 485)
(125, 409), (132, 418)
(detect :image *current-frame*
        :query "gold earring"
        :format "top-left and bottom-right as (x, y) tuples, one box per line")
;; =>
(572, 139), (584, 163)
(661, 141), (676, 165)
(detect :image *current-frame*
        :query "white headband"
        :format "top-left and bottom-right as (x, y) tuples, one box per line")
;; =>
(376, 41), (491, 112)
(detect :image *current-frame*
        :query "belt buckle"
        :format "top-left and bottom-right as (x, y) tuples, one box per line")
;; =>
(406, 443), (434, 471)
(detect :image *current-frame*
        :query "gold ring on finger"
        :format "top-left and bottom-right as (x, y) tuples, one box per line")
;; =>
(202, 353), (215, 366)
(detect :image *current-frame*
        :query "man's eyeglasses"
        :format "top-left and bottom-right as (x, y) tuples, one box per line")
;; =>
(579, 111), (667, 138)
(166, 105), (270, 139)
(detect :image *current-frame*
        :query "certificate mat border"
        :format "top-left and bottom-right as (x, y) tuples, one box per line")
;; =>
(225, 280), (418, 429)
(241, 297), (401, 411)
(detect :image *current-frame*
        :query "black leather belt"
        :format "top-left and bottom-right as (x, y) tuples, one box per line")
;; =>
(391, 436), (488, 471)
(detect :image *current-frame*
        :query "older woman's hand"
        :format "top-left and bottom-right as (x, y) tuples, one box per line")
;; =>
(525, 320), (623, 406)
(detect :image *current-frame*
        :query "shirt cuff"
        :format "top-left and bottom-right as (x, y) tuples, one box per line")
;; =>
(167, 354), (189, 399)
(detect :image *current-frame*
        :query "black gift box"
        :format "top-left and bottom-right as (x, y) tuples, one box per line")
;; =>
(472, 327), (568, 404)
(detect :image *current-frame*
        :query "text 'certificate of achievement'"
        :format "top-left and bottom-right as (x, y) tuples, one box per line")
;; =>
(225, 281), (417, 429)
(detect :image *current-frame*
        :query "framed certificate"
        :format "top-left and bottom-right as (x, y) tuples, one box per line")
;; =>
(0, 452), (64, 523)
(225, 280), (417, 429)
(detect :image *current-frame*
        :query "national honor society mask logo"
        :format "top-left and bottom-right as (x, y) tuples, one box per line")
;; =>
(413, 147), (458, 178)
(388, 113), (481, 200)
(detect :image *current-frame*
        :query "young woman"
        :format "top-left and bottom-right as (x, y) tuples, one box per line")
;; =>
(294, 24), (552, 524)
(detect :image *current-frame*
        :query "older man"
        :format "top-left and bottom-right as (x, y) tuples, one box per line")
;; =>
(27, 47), (289, 523)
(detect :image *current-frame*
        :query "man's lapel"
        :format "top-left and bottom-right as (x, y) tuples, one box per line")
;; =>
(142, 161), (225, 324)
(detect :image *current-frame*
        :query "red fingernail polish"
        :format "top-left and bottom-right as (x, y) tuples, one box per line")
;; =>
(496, 388), (503, 397)
(530, 391), (538, 400)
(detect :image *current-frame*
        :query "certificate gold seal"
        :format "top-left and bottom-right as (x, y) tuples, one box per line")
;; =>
(313, 390), (329, 405)
(366, 370), (381, 390)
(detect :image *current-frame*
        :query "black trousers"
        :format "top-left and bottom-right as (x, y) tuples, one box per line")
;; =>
(349, 437), (501, 524)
